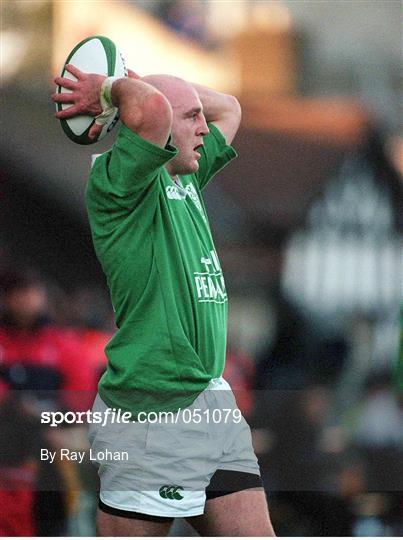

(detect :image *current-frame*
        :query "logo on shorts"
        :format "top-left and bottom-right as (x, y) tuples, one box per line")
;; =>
(159, 485), (184, 500)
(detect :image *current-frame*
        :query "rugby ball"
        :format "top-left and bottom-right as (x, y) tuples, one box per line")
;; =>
(56, 35), (127, 145)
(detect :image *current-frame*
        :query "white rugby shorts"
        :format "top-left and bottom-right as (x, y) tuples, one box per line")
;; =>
(88, 378), (260, 518)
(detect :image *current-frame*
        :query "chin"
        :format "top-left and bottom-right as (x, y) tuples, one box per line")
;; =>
(177, 161), (199, 175)
(189, 160), (199, 173)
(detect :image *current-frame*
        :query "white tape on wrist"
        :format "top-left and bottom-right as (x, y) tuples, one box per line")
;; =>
(95, 76), (119, 126)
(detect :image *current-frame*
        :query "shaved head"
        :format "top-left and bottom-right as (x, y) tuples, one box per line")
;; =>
(142, 74), (198, 109)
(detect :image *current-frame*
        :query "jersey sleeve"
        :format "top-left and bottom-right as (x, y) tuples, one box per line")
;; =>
(194, 123), (238, 190)
(88, 123), (178, 209)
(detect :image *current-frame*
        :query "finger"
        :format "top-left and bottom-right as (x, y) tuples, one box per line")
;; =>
(64, 64), (84, 79)
(54, 76), (76, 90)
(88, 122), (103, 140)
(51, 92), (76, 103)
(54, 105), (80, 119)
(127, 69), (140, 80)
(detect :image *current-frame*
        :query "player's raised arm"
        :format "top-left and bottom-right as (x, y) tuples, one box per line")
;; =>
(191, 83), (241, 145)
(110, 78), (172, 147)
(52, 66), (172, 147)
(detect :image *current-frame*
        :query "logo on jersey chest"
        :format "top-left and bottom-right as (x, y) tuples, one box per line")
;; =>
(165, 182), (206, 221)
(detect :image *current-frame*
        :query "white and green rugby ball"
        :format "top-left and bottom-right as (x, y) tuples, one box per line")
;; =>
(56, 35), (127, 145)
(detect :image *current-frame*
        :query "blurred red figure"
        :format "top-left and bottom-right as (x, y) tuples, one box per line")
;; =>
(0, 269), (96, 535)
(0, 395), (37, 536)
(67, 286), (113, 390)
(76, 327), (110, 390)
(0, 269), (93, 411)
(0, 376), (36, 536)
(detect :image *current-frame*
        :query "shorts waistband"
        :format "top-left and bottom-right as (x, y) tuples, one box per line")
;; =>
(207, 377), (230, 390)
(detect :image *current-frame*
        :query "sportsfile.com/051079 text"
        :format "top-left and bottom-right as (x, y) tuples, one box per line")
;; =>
(41, 407), (242, 428)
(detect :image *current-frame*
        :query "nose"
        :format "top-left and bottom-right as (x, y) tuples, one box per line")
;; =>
(197, 114), (209, 136)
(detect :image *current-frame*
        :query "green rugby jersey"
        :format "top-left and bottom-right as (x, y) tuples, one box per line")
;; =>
(86, 122), (237, 415)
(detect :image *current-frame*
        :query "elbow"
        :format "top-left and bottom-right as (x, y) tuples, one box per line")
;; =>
(143, 92), (173, 133)
(228, 95), (242, 122)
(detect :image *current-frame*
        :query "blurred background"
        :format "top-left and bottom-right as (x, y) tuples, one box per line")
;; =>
(1, 0), (402, 536)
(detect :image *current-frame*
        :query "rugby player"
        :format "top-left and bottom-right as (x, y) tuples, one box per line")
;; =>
(52, 67), (275, 537)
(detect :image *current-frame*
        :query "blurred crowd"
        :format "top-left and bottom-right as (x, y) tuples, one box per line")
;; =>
(0, 268), (111, 536)
(0, 266), (402, 536)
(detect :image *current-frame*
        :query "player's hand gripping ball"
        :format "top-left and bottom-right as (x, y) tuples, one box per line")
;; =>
(54, 36), (127, 144)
